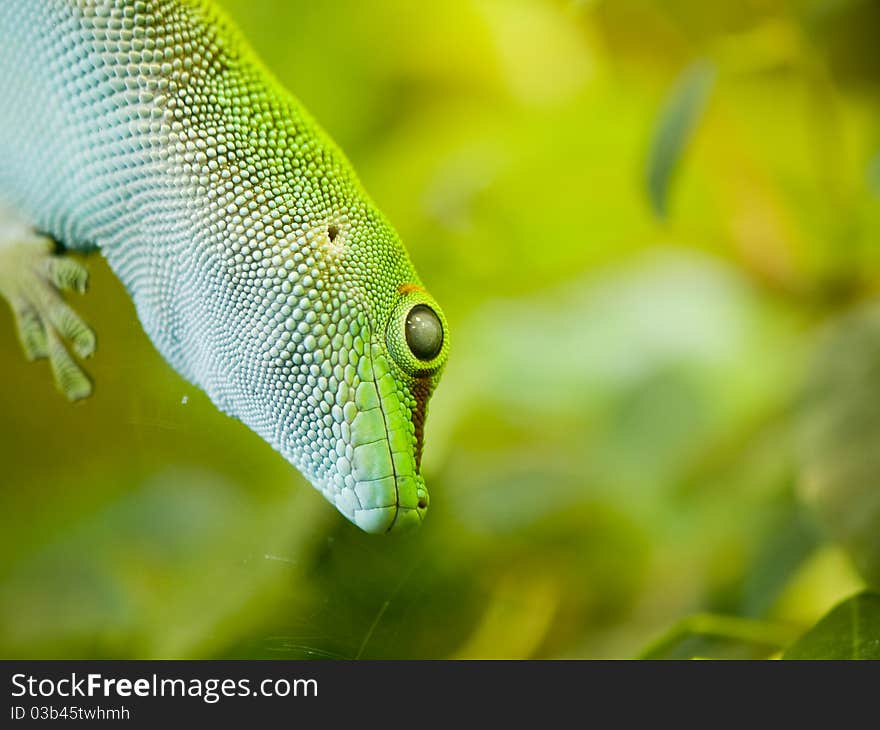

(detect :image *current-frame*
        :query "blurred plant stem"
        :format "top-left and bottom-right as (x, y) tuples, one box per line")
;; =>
(638, 613), (802, 660)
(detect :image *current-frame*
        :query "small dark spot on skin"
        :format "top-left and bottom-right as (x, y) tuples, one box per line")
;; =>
(327, 224), (339, 243)
(418, 497), (427, 509)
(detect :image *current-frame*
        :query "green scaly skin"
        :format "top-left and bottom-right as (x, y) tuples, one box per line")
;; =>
(0, 0), (449, 533)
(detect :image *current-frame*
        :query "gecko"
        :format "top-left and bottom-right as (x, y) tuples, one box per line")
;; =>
(0, 0), (449, 534)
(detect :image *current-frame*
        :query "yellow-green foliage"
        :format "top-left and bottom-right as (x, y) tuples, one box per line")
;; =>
(1, 0), (878, 658)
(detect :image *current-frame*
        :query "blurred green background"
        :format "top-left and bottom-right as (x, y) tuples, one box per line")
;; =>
(2, 0), (880, 659)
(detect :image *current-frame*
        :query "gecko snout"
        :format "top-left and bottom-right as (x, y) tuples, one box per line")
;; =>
(351, 473), (429, 534)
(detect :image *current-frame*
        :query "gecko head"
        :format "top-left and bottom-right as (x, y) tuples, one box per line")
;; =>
(264, 221), (450, 535)
(343, 286), (449, 533)
(327, 284), (449, 534)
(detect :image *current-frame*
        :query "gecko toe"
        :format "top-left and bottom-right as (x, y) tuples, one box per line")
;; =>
(44, 256), (89, 294)
(44, 295), (96, 358)
(46, 326), (93, 401)
(12, 302), (48, 360)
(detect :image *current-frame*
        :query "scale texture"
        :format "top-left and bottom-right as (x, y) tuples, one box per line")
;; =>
(0, 0), (449, 533)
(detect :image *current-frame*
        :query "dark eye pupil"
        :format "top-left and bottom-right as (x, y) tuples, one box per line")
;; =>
(405, 305), (443, 361)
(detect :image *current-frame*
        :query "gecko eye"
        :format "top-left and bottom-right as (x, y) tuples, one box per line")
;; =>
(386, 293), (448, 374)
(405, 305), (443, 361)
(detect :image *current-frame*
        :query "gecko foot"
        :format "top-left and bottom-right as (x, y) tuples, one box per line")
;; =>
(0, 227), (95, 401)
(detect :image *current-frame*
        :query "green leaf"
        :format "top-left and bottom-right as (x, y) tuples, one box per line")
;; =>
(646, 60), (715, 219)
(739, 501), (823, 618)
(797, 303), (880, 586)
(783, 591), (880, 659)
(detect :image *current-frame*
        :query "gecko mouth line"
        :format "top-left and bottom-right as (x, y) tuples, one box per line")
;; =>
(346, 340), (429, 534)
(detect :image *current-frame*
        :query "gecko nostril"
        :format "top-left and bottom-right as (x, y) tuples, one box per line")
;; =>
(417, 497), (427, 509)
(327, 224), (339, 243)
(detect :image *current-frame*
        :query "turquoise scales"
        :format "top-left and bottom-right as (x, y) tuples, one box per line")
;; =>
(0, 0), (449, 533)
